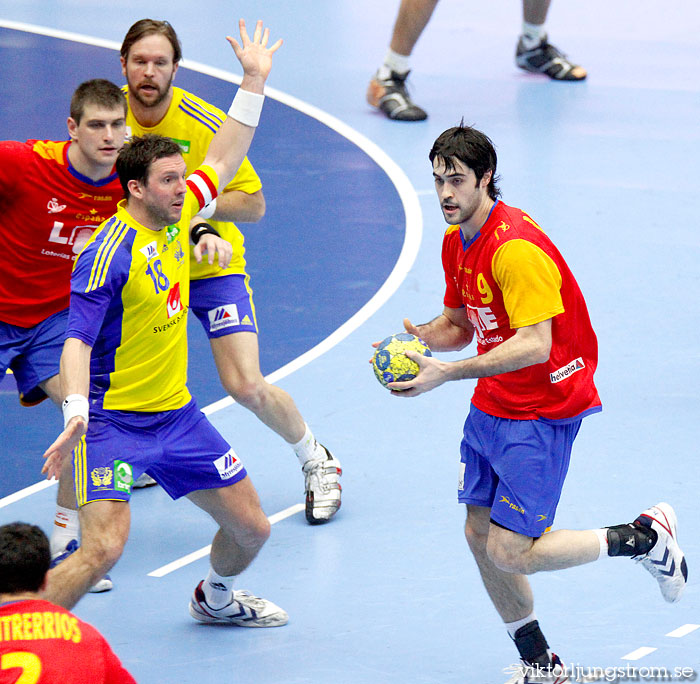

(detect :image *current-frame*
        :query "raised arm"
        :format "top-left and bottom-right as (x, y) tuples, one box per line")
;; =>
(203, 19), (282, 190)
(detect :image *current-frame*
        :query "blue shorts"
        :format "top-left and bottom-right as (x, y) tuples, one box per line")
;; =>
(0, 309), (68, 404)
(458, 404), (581, 538)
(190, 274), (258, 338)
(73, 399), (247, 506)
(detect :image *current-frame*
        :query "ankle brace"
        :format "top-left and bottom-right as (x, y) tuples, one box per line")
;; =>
(513, 620), (550, 666)
(606, 523), (657, 557)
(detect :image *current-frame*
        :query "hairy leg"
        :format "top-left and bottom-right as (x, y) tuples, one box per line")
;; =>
(210, 332), (306, 444)
(464, 505), (534, 622)
(43, 500), (130, 609)
(487, 523), (600, 575)
(187, 476), (270, 577)
(390, 0), (439, 56)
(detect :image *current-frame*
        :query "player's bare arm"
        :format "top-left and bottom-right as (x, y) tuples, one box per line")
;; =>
(404, 306), (474, 351)
(203, 20), (282, 191)
(42, 338), (92, 479)
(191, 189), (265, 228)
(390, 318), (552, 397)
(212, 188), (265, 222)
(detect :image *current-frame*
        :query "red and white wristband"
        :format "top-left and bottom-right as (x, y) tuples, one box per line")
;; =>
(62, 394), (89, 429)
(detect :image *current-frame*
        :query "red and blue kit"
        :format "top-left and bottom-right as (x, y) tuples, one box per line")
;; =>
(442, 200), (601, 423)
(0, 598), (135, 683)
(0, 140), (122, 328)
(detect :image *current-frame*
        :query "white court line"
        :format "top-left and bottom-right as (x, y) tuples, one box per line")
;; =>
(621, 646), (657, 661)
(0, 19), (422, 500)
(0, 480), (56, 510)
(148, 503), (304, 578)
(666, 624), (700, 638)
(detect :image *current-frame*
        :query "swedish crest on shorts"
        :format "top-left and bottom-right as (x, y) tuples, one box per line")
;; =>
(91, 467), (113, 488)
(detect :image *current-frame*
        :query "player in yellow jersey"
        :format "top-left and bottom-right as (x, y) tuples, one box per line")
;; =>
(119, 19), (341, 524)
(41, 21), (290, 626)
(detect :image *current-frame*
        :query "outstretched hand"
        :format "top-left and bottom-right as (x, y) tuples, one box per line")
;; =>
(227, 19), (282, 82)
(387, 350), (450, 397)
(42, 417), (87, 481)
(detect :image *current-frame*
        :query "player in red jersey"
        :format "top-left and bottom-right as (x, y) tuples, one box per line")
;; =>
(0, 79), (127, 593)
(0, 522), (135, 683)
(382, 124), (687, 681)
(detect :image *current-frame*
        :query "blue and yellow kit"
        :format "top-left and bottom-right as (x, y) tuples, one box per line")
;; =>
(123, 85), (261, 280)
(66, 167), (218, 411)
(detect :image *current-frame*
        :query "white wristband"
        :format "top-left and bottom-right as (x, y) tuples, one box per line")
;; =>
(197, 197), (217, 220)
(227, 89), (265, 127)
(62, 394), (89, 429)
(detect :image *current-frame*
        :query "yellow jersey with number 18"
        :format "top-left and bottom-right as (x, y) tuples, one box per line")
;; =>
(123, 85), (261, 280)
(66, 167), (219, 412)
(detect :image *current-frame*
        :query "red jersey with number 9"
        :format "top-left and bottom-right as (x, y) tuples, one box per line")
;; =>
(442, 200), (601, 422)
(0, 140), (122, 328)
(0, 598), (135, 683)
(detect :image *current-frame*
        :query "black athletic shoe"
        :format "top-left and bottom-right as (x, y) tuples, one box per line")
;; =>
(366, 70), (428, 121)
(516, 35), (587, 81)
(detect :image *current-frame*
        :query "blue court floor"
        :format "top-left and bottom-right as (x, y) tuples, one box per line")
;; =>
(1, 1), (699, 682)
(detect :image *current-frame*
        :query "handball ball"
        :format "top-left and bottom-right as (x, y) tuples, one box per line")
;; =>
(372, 332), (432, 388)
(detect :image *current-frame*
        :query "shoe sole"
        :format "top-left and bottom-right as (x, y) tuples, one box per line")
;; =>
(188, 603), (288, 627)
(88, 578), (113, 593)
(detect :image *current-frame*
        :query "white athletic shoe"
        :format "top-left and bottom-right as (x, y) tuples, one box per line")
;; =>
(50, 539), (113, 593)
(132, 472), (157, 488)
(188, 580), (288, 627)
(633, 502), (688, 603)
(302, 446), (342, 524)
(503, 655), (602, 683)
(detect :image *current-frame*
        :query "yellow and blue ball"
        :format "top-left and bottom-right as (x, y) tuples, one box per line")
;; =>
(372, 333), (432, 389)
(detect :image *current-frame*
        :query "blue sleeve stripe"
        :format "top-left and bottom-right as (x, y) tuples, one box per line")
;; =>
(181, 95), (225, 126)
(87, 218), (130, 292)
(178, 102), (220, 134)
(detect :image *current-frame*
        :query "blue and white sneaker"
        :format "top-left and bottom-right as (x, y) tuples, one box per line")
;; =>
(50, 539), (113, 593)
(188, 580), (288, 627)
(633, 502), (688, 603)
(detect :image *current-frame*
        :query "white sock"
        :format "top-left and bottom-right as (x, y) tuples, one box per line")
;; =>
(293, 423), (323, 466)
(203, 567), (235, 609)
(50, 506), (80, 556)
(505, 611), (538, 639)
(520, 21), (546, 50)
(377, 48), (411, 80)
(593, 528), (609, 559)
